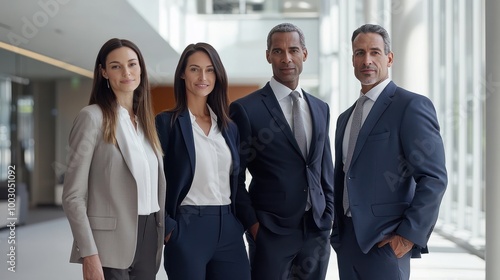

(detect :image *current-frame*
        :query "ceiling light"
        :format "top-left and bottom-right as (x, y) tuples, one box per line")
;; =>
(0, 41), (93, 78)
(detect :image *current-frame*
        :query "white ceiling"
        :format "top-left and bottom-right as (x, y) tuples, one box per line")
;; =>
(0, 0), (321, 86)
(0, 0), (180, 84)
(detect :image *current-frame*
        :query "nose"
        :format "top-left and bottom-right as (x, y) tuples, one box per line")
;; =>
(363, 54), (372, 66)
(122, 67), (131, 77)
(282, 52), (292, 63)
(199, 70), (207, 81)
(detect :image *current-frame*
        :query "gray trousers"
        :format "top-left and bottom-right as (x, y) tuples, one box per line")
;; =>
(103, 212), (158, 280)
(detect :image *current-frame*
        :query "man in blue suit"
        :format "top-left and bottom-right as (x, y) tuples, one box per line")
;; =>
(230, 23), (334, 279)
(330, 24), (448, 280)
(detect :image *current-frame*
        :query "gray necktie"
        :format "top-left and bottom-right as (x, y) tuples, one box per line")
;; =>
(291, 91), (307, 158)
(291, 91), (311, 211)
(343, 95), (369, 215)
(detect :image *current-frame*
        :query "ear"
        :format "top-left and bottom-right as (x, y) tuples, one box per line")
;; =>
(266, 50), (271, 64)
(387, 51), (394, 67)
(302, 48), (308, 62)
(99, 64), (108, 79)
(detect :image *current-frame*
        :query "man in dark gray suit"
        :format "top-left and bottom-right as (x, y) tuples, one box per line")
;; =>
(330, 24), (447, 280)
(230, 22), (334, 279)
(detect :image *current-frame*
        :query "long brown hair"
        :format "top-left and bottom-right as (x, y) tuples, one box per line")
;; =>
(169, 42), (230, 130)
(88, 38), (161, 153)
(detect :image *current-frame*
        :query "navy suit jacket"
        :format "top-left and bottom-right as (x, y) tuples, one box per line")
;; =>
(155, 110), (241, 235)
(230, 82), (334, 235)
(331, 81), (447, 256)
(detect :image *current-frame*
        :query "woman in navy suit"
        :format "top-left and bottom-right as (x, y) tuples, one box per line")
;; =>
(156, 42), (250, 280)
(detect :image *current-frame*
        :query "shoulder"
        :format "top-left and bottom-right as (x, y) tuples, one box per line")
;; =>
(74, 104), (103, 127)
(393, 86), (434, 107)
(155, 110), (177, 125)
(304, 91), (330, 113)
(232, 85), (269, 106)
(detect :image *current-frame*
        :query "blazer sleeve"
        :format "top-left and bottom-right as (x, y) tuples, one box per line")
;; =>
(229, 101), (259, 230)
(320, 103), (335, 222)
(155, 113), (177, 236)
(396, 95), (448, 248)
(62, 108), (101, 258)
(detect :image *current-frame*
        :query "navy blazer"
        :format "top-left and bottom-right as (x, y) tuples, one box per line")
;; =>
(230, 82), (334, 235)
(331, 81), (448, 256)
(155, 110), (241, 235)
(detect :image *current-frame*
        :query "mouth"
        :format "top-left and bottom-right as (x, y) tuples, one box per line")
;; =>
(281, 68), (295, 73)
(195, 84), (210, 88)
(360, 68), (376, 74)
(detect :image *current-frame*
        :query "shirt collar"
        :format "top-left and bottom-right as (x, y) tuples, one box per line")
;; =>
(270, 76), (303, 101)
(188, 104), (218, 124)
(360, 78), (391, 102)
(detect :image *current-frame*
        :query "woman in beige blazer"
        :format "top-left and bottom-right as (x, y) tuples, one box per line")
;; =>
(62, 38), (166, 280)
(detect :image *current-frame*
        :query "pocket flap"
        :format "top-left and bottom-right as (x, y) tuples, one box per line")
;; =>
(88, 216), (117, 230)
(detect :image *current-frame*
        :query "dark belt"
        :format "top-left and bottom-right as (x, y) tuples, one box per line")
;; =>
(178, 205), (231, 216)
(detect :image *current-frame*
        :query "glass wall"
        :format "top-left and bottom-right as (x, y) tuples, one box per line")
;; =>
(0, 77), (11, 181)
(428, 0), (485, 256)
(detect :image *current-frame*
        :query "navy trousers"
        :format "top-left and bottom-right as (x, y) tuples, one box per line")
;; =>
(164, 205), (251, 280)
(334, 216), (411, 280)
(246, 210), (331, 280)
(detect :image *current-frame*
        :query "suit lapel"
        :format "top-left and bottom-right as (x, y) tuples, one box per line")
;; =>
(351, 82), (396, 164)
(303, 92), (318, 160)
(178, 110), (196, 173)
(115, 115), (140, 187)
(261, 84), (305, 159)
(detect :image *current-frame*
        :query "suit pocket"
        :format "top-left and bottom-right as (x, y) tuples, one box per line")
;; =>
(88, 216), (117, 230)
(371, 202), (409, 217)
(366, 131), (390, 142)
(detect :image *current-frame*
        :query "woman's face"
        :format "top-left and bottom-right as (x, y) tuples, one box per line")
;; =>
(182, 51), (215, 101)
(101, 46), (141, 96)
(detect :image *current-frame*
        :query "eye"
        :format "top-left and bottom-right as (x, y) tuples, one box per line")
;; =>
(207, 68), (215, 73)
(272, 49), (281, 54)
(110, 65), (120, 69)
(189, 67), (199, 72)
(129, 62), (138, 67)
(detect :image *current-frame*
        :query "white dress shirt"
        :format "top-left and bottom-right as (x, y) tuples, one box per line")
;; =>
(181, 105), (232, 206)
(342, 78), (391, 164)
(117, 106), (160, 215)
(270, 77), (312, 152)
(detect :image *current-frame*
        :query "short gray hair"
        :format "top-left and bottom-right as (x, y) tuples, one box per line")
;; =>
(351, 24), (391, 54)
(267, 23), (306, 50)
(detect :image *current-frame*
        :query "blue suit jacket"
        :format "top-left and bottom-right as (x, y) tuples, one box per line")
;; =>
(230, 82), (334, 234)
(331, 81), (448, 256)
(155, 110), (241, 235)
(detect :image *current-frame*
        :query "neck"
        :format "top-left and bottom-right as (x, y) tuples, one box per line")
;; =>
(187, 97), (209, 117)
(116, 93), (134, 114)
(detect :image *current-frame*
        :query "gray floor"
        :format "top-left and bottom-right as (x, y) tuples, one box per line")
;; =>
(0, 208), (485, 280)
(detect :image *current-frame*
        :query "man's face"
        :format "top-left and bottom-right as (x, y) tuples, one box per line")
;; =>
(266, 31), (308, 90)
(352, 32), (393, 93)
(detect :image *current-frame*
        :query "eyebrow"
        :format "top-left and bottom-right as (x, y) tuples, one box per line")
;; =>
(108, 58), (138, 64)
(188, 64), (213, 68)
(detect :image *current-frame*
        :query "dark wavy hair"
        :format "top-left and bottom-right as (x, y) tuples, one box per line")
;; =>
(88, 38), (161, 153)
(169, 42), (230, 130)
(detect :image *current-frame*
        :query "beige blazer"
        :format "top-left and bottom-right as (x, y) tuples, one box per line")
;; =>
(62, 104), (166, 270)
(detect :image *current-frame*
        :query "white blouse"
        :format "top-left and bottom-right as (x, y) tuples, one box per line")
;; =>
(181, 105), (232, 206)
(117, 106), (160, 215)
